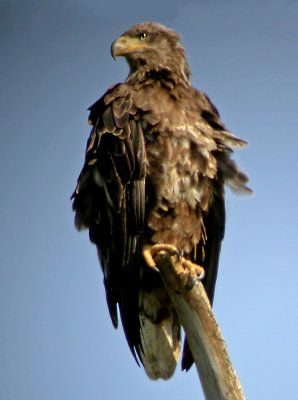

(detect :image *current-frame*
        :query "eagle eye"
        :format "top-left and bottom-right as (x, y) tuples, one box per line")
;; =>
(139, 32), (147, 40)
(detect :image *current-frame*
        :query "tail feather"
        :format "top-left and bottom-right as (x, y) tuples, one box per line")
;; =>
(139, 287), (181, 380)
(139, 314), (181, 380)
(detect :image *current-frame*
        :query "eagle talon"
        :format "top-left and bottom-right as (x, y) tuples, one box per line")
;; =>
(175, 249), (184, 263)
(184, 275), (197, 291)
(142, 245), (205, 283)
(151, 264), (160, 273)
(142, 244), (181, 271)
(178, 259), (205, 283)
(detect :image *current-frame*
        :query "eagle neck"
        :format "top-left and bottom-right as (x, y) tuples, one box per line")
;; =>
(127, 67), (191, 89)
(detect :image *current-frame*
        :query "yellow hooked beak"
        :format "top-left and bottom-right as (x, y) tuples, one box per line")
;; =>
(111, 36), (148, 60)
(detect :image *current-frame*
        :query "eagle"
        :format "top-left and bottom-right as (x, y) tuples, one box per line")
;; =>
(71, 22), (251, 380)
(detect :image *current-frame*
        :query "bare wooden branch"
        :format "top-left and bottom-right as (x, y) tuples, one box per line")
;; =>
(155, 252), (246, 400)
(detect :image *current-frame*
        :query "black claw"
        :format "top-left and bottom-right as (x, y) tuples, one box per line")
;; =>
(197, 270), (205, 281)
(177, 249), (183, 261)
(185, 275), (197, 291)
(152, 265), (160, 273)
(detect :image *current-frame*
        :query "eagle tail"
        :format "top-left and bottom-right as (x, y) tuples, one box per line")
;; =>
(139, 302), (181, 380)
(139, 314), (181, 380)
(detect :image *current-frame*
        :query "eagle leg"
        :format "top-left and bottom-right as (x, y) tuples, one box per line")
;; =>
(142, 244), (205, 285)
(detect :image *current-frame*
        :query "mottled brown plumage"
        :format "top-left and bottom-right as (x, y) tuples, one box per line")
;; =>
(72, 22), (251, 380)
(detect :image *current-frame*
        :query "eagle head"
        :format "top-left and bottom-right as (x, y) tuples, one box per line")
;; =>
(111, 22), (191, 83)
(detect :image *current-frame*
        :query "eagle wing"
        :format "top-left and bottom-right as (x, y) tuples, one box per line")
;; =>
(71, 83), (146, 362)
(193, 89), (250, 302)
(181, 90), (250, 370)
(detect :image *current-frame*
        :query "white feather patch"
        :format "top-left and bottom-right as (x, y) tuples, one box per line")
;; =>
(139, 311), (181, 380)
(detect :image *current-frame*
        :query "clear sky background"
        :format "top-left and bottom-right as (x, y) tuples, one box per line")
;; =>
(1, 0), (297, 399)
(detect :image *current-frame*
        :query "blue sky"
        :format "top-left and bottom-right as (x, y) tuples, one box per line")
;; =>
(0, 0), (297, 399)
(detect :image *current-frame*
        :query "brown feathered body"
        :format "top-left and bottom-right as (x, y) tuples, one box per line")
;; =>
(72, 22), (250, 380)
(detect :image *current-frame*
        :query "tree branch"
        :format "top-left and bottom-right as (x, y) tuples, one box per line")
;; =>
(154, 252), (246, 400)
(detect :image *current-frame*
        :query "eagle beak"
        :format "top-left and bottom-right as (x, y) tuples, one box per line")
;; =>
(111, 37), (124, 60)
(111, 36), (147, 60)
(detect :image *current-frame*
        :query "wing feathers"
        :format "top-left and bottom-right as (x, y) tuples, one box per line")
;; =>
(73, 84), (146, 362)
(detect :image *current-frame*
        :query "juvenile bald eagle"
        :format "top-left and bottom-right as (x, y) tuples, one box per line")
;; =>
(72, 22), (251, 380)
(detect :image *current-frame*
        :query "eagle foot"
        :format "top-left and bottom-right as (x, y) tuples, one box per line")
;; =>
(142, 244), (180, 273)
(179, 259), (205, 290)
(142, 244), (205, 285)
